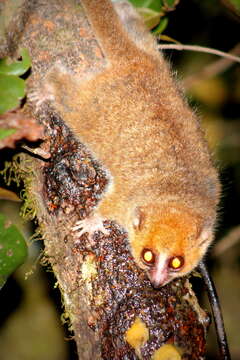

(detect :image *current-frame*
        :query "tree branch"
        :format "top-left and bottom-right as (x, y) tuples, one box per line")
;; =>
(159, 43), (240, 89)
(159, 43), (240, 63)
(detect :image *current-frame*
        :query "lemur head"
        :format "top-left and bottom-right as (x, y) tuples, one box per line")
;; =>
(130, 203), (213, 287)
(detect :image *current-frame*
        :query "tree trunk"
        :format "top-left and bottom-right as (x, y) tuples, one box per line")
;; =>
(1, 0), (210, 358)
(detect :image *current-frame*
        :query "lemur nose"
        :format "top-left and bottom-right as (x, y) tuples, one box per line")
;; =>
(149, 266), (169, 288)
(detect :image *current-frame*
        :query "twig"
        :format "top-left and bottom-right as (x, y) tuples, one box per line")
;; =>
(198, 261), (231, 360)
(158, 43), (240, 89)
(212, 225), (240, 257)
(158, 43), (240, 63)
(184, 43), (240, 88)
(21, 144), (51, 160)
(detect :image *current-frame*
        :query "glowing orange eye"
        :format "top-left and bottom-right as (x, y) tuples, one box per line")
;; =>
(141, 248), (155, 266)
(168, 256), (184, 271)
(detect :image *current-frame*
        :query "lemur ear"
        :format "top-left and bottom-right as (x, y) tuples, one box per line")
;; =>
(198, 227), (212, 248)
(132, 207), (146, 231)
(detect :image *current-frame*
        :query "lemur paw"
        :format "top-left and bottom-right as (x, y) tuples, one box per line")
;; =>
(72, 215), (109, 242)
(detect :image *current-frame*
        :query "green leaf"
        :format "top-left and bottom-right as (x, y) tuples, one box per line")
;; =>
(226, 0), (240, 11)
(163, 0), (179, 10)
(0, 128), (17, 140)
(0, 49), (31, 114)
(0, 49), (31, 76)
(0, 213), (28, 288)
(129, 0), (163, 12)
(138, 8), (162, 29)
(152, 17), (168, 34)
(0, 74), (25, 114)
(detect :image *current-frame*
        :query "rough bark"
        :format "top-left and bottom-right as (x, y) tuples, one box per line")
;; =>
(0, 0), (210, 359)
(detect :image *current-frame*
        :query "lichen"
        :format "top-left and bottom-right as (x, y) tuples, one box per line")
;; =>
(125, 317), (149, 354)
(151, 344), (182, 360)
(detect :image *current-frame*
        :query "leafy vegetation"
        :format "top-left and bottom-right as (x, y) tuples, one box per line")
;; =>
(0, 49), (31, 285)
(0, 213), (28, 288)
(0, 48), (31, 115)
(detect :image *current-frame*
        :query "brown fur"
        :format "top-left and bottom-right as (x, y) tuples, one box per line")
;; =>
(43, 0), (221, 286)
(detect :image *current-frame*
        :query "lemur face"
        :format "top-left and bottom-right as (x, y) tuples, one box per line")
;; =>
(131, 204), (212, 287)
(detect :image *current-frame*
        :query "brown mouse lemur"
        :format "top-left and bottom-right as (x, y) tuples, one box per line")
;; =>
(38, 0), (221, 287)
